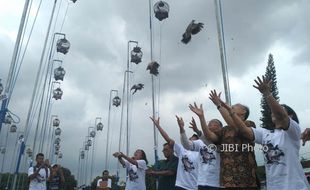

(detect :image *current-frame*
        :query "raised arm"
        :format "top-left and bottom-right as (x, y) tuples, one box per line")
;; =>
(113, 152), (126, 167)
(150, 117), (175, 146)
(189, 102), (219, 143)
(220, 100), (254, 141)
(253, 76), (289, 129)
(209, 90), (237, 129)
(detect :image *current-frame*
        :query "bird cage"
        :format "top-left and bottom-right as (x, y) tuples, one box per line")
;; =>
(26, 148), (33, 157)
(10, 124), (17, 133)
(154, 1), (169, 21)
(55, 128), (61, 136)
(58, 152), (63, 159)
(0, 79), (3, 95)
(56, 38), (70, 54)
(1, 147), (6, 154)
(55, 150), (59, 155)
(80, 150), (85, 159)
(96, 122), (103, 131)
(87, 139), (92, 146)
(53, 87), (63, 100)
(113, 96), (121, 107)
(53, 118), (60, 127)
(4, 114), (13, 125)
(55, 144), (60, 151)
(84, 144), (89, 151)
(54, 66), (66, 81)
(54, 137), (61, 145)
(18, 135), (24, 142)
(71, 0), (77, 3)
(90, 130), (96, 138)
(130, 46), (143, 64)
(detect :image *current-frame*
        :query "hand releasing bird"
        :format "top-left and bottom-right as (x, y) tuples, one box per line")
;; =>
(146, 61), (160, 76)
(181, 20), (204, 44)
(131, 83), (144, 94)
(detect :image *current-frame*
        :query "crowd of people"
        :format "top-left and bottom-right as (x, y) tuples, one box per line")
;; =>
(109, 76), (310, 190)
(27, 75), (310, 190)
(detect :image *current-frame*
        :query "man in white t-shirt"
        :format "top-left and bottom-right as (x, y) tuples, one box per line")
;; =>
(28, 153), (50, 190)
(96, 170), (112, 190)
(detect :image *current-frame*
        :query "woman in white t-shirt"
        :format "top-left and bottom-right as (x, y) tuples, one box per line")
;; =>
(113, 149), (148, 190)
(218, 76), (310, 190)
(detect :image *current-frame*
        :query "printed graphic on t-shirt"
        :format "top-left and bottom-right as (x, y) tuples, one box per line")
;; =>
(263, 141), (285, 166)
(181, 155), (195, 172)
(99, 180), (108, 188)
(200, 146), (215, 164)
(128, 166), (138, 181)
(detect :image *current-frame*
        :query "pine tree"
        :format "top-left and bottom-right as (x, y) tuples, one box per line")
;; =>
(260, 54), (280, 130)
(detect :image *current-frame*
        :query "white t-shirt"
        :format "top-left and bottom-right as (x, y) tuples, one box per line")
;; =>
(174, 143), (199, 190)
(28, 166), (50, 190)
(97, 178), (112, 188)
(124, 159), (147, 190)
(191, 139), (221, 187)
(252, 118), (310, 190)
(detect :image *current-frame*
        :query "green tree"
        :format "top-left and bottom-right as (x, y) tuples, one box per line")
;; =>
(260, 54), (280, 130)
(61, 166), (77, 190)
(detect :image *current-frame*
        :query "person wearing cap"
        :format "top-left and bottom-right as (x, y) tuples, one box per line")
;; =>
(48, 164), (65, 190)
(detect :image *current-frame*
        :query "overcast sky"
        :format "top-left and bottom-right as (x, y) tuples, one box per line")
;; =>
(1, 0), (310, 184)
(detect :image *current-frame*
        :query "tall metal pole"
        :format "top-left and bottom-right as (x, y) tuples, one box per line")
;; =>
(214, 0), (231, 105)
(126, 41), (138, 157)
(0, 0), (30, 133)
(0, 128), (9, 185)
(148, 0), (159, 173)
(24, 0), (58, 151)
(105, 90), (117, 169)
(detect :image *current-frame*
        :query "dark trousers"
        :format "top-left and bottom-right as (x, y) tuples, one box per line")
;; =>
(198, 185), (223, 190)
(223, 188), (258, 190)
(175, 186), (187, 190)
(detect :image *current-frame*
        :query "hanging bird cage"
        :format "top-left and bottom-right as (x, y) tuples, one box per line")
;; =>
(10, 124), (17, 133)
(56, 38), (70, 54)
(96, 122), (103, 131)
(53, 87), (63, 100)
(0, 79), (3, 95)
(112, 96), (121, 107)
(1, 147), (6, 154)
(26, 148), (33, 157)
(154, 1), (169, 21)
(87, 139), (92, 146)
(90, 131), (96, 138)
(58, 152), (63, 159)
(18, 135), (24, 142)
(53, 118), (60, 127)
(55, 144), (60, 151)
(54, 137), (61, 145)
(55, 150), (60, 155)
(55, 128), (61, 136)
(71, 0), (77, 3)
(80, 151), (85, 159)
(4, 114), (13, 125)
(54, 66), (66, 81)
(84, 144), (89, 151)
(130, 46), (143, 64)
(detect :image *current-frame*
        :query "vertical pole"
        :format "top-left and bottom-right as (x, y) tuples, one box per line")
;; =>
(0, 0), (30, 133)
(148, 0), (159, 176)
(214, 0), (231, 105)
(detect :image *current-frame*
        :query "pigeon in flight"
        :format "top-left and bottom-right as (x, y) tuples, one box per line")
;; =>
(181, 20), (204, 44)
(146, 61), (160, 76)
(131, 83), (144, 94)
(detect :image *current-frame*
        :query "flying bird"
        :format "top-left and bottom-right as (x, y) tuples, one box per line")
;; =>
(181, 20), (204, 44)
(131, 83), (144, 94)
(146, 61), (160, 76)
